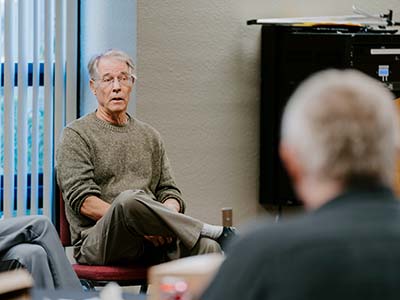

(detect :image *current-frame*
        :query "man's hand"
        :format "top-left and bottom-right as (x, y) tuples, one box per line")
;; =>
(162, 198), (180, 213)
(144, 235), (173, 247)
(144, 198), (178, 247)
(80, 195), (111, 221)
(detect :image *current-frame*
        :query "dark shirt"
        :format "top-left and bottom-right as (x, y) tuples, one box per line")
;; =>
(202, 186), (400, 300)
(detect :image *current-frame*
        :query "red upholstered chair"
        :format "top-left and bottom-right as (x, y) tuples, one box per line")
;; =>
(56, 189), (150, 293)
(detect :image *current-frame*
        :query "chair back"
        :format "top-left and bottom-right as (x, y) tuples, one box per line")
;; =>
(55, 186), (149, 292)
(57, 188), (72, 247)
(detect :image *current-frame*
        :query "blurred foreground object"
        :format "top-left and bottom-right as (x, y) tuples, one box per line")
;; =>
(0, 269), (33, 300)
(149, 253), (224, 300)
(394, 98), (400, 197)
(100, 282), (124, 300)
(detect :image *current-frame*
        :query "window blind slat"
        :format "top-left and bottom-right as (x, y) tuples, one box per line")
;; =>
(0, 1), (3, 215)
(3, 0), (16, 219)
(55, 0), (65, 152)
(66, 0), (78, 124)
(43, 0), (54, 218)
(17, 0), (28, 216)
(30, 0), (41, 216)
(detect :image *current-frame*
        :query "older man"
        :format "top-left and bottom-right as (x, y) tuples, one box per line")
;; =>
(56, 49), (234, 266)
(202, 69), (400, 300)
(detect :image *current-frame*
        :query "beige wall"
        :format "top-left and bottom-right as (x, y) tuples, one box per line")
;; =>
(136, 1), (400, 226)
(80, 0), (137, 115)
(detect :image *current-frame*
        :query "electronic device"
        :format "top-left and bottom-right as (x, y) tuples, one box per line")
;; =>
(259, 25), (400, 206)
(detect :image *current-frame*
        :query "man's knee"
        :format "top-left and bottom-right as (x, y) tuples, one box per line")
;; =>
(16, 215), (51, 228)
(27, 215), (54, 235)
(25, 245), (48, 262)
(6, 244), (47, 267)
(113, 190), (151, 216)
(31, 215), (51, 225)
(193, 237), (222, 255)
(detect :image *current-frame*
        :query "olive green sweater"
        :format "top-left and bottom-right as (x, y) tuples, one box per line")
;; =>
(56, 112), (185, 244)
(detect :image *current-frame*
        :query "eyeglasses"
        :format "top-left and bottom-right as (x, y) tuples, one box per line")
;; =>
(94, 73), (135, 88)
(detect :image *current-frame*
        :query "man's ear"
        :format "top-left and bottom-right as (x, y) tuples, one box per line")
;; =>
(279, 142), (303, 184)
(89, 79), (96, 95)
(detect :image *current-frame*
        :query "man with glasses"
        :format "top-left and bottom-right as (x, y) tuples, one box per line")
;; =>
(56, 49), (235, 266)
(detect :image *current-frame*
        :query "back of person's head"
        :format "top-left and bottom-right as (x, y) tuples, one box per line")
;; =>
(87, 49), (136, 80)
(281, 69), (400, 187)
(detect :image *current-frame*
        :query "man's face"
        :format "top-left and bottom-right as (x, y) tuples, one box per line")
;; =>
(90, 57), (133, 116)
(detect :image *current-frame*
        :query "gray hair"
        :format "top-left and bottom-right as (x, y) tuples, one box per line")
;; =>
(87, 49), (136, 79)
(281, 69), (400, 187)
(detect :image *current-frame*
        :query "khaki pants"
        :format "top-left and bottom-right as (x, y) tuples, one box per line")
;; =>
(76, 190), (221, 265)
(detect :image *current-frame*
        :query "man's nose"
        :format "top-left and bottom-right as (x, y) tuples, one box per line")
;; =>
(111, 78), (122, 90)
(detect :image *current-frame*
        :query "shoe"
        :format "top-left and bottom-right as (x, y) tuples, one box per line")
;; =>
(216, 226), (237, 251)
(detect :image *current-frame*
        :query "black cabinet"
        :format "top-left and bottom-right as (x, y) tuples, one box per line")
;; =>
(260, 25), (400, 205)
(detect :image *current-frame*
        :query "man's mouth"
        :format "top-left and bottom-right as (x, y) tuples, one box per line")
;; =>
(111, 97), (124, 101)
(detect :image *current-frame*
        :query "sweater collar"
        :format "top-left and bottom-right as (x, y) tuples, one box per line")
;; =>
(90, 111), (134, 132)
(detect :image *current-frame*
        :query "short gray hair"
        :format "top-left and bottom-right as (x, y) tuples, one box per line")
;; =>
(281, 69), (400, 187)
(87, 49), (136, 80)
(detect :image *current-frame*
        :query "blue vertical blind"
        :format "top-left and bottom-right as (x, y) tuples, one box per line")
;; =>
(0, 0), (78, 219)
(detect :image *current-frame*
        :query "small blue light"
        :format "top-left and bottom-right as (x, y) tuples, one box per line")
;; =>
(378, 65), (389, 77)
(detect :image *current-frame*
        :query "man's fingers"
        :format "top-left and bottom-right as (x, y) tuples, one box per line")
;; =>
(144, 235), (174, 247)
(144, 235), (153, 241)
(144, 235), (158, 246)
(157, 236), (165, 245)
(144, 235), (168, 247)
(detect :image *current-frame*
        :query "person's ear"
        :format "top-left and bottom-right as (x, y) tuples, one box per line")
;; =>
(89, 79), (97, 95)
(279, 142), (303, 184)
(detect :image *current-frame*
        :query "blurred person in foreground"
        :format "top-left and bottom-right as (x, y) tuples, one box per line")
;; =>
(202, 69), (400, 300)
